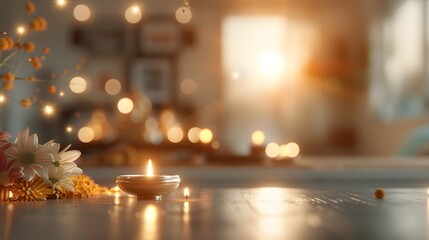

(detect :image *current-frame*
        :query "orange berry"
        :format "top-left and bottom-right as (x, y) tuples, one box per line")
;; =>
(23, 41), (35, 52)
(25, 2), (36, 14)
(28, 76), (36, 81)
(21, 98), (32, 108)
(29, 19), (41, 31)
(374, 188), (385, 199)
(29, 57), (42, 69)
(3, 82), (13, 91)
(0, 38), (8, 50)
(36, 17), (47, 31)
(42, 47), (50, 54)
(3, 72), (15, 82)
(47, 85), (56, 94)
(14, 42), (22, 49)
(4, 37), (14, 50)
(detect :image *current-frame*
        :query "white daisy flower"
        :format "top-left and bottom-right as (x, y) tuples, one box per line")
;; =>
(47, 165), (76, 191)
(45, 141), (82, 173)
(5, 129), (58, 181)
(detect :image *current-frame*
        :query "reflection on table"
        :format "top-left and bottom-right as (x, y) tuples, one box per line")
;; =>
(1, 187), (428, 240)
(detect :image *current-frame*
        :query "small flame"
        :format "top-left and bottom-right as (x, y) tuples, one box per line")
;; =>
(8, 191), (13, 199)
(147, 159), (153, 176)
(184, 187), (190, 199)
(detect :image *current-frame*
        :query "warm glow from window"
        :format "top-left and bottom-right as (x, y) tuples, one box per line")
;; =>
(199, 128), (213, 144)
(265, 142), (279, 158)
(69, 77), (87, 93)
(78, 127), (94, 143)
(259, 51), (283, 77)
(188, 127), (201, 143)
(180, 79), (197, 96)
(231, 71), (240, 80)
(125, 5), (142, 24)
(105, 79), (122, 95)
(73, 4), (91, 22)
(167, 126), (184, 143)
(251, 130), (265, 146)
(117, 98), (134, 114)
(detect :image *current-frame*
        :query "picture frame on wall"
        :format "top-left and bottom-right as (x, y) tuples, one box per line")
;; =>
(129, 58), (174, 106)
(139, 19), (182, 56)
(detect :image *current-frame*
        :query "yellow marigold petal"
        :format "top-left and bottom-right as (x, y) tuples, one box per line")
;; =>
(9, 177), (54, 201)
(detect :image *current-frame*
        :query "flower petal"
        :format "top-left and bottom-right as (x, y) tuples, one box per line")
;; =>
(32, 164), (49, 180)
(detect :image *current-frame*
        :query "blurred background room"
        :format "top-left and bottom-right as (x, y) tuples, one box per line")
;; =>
(2, 0), (429, 182)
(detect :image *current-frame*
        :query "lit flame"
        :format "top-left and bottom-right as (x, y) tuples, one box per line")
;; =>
(184, 187), (190, 200)
(8, 191), (13, 199)
(147, 159), (153, 176)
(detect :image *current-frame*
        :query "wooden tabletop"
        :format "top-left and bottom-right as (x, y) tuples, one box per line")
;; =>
(1, 187), (427, 240)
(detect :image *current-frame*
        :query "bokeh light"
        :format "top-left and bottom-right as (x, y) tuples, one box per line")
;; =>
(0, 94), (5, 104)
(285, 142), (300, 158)
(199, 128), (213, 144)
(212, 141), (220, 149)
(66, 126), (73, 133)
(69, 76), (87, 93)
(117, 98), (134, 114)
(187, 127), (201, 143)
(104, 79), (122, 95)
(56, 0), (66, 7)
(125, 5), (142, 24)
(279, 144), (288, 158)
(78, 127), (94, 143)
(180, 79), (197, 96)
(265, 142), (280, 158)
(16, 26), (26, 35)
(167, 126), (184, 143)
(251, 130), (265, 146)
(73, 4), (91, 22)
(175, 7), (192, 24)
(43, 105), (54, 116)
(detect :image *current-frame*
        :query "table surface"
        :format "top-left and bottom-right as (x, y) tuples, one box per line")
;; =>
(1, 187), (428, 240)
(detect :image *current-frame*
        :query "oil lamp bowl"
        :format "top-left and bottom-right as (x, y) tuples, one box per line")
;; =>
(116, 175), (181, 199)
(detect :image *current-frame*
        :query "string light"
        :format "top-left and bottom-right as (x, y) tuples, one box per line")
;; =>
(16, 25), (26, 35)
(56, 0), (66, 7)
(43, 105), (54, 115)
(0, 94), (5, 104)
(66, 126), (73, 133)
